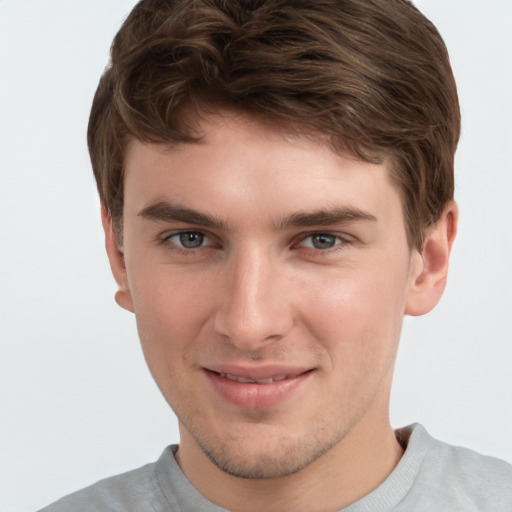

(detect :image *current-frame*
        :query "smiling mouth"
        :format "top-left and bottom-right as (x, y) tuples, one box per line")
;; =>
(216, 372), (304, 384)
(207, 369), (313, 385)
(205, 368), (313, 409)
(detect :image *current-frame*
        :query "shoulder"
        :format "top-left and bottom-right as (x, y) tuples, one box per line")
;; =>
(37, 448), (173, 512)
(428, 434), (512, 506)
(400, 424), (512, 510)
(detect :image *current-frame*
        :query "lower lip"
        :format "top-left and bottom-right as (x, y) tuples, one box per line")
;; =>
(204, 370), (312, 410)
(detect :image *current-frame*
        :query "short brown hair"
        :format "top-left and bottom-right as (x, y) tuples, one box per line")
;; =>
(88, 0), (460, 249)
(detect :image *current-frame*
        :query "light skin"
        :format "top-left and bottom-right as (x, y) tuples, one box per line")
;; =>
(103, 111), (457, 512)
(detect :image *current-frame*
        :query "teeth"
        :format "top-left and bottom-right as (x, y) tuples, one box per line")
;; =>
(238, 376), (257, 383)
(221, 373), (297, 384)
(224, 373), (252, 383)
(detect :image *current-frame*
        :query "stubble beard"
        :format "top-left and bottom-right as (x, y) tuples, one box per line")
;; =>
(182, 414), (354, 480)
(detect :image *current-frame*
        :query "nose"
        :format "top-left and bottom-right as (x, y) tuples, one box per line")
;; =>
(213, 245), (294, 351)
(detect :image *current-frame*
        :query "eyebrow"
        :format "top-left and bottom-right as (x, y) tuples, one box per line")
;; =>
(138, 201), (228, 228)
(276, 208), (377, 228)
(138, 201), (377, 229)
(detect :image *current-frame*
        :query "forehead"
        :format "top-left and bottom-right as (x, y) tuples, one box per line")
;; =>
(122, 111), (402, 225)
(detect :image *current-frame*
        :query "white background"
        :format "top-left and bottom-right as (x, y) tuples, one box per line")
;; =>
(1, 1), (511, 511)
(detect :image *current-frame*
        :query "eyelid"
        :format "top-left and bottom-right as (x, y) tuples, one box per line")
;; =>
(160, 229), (216, 250)
(294, 231), (354, 250)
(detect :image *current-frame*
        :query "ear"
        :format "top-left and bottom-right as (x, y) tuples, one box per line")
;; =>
(405, 202), (458, 316)
(101, 206), (134, 313)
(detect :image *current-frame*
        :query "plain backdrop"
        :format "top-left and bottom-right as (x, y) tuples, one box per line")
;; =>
(1, 1), (511, 511)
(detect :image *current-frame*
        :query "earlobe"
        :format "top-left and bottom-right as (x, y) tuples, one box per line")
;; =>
(405, 202), (458, 316)
(101, 206), (134, 313)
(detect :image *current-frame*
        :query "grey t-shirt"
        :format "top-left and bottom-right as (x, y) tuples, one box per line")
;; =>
(38, 424), (512, 511)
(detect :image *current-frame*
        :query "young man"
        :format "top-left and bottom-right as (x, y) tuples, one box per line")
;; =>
(40, 0), (512, 510)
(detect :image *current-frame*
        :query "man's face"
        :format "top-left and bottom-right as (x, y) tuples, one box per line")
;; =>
(118, 112), (422, 478)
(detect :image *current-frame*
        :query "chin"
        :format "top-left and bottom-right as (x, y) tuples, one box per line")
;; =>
(189, 418), (345, 480)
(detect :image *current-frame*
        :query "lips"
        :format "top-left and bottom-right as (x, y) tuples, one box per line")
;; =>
(204, 365), (313, 409)
(220, 372), (302, 384)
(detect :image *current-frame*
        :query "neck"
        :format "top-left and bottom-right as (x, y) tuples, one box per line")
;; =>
(176, 390), (403, 511)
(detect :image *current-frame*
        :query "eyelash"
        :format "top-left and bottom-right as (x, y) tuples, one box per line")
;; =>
(160, 231), (216, 255)
(294, 232), (349, 252)
(159, 230), (352, 256)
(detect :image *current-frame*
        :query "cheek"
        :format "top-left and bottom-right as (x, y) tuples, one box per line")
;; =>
(297, 262), (408, 368)
(129, 257), (211, 323)
(127, 265), (216, 371)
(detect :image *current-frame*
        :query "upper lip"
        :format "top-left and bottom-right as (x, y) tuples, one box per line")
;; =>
(203, 364), (313, 382)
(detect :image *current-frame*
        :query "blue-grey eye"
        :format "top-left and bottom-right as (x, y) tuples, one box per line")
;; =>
(311, 234), (337, 249)
(299, 233), (342, 250)
(178, 232), (205, 248)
